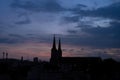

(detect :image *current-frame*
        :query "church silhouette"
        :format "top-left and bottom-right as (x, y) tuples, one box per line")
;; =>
(50, 35), (102, 65)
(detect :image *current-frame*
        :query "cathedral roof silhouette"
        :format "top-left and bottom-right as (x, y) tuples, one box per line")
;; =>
(50, 35), (102, 64)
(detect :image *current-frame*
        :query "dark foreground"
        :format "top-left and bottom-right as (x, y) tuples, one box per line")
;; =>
(0, 58), (120, 80)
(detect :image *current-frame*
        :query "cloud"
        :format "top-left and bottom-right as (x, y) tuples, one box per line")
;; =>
(59, 1), (120, 48)
(76, 4), (87, 8)
(63, 1), (120, 26)
(0, 22), (17, 35)
(9, 34), (25, 38)
(82, 21), (120, 37)
(72, 1), (120, 20)
(65, 21), (120, 48)
(67, 30), (78, 34)
(15, 15), (31, 25)
(10, 0), (65, 13)
(92, 2), (120, 20)
(63, 16), (79, 23)
(0, 32), (53, 45)
(0, 34), (25, 44)
(1, 0), (120, 48)
(10, 0), (66, 25)
(0, 37), (21, 44)
(15, 19), (30, 25)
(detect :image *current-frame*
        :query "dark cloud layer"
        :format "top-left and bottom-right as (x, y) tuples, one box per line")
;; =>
(10, 0), (66, 25)
(93, 2), (120, 20)
(0, 34), (25, 44)
(60, 1), (120, 48)
(11, 0), (65, 13)
(65, 21), (120, 48)
(0, 37), (22, 44)
(63, 1), (120, 25)
(71, 1), (120, 20)
(0, 0), (120, 49)
(63, 16), (79, 23)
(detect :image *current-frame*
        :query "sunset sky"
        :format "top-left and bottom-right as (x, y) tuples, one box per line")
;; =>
(0, 0), (120, 61)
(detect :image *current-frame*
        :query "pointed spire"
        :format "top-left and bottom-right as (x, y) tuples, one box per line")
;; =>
(58, 38), (62, 58)
(58, 38), (61, 50)
(52, 34), (56, 49)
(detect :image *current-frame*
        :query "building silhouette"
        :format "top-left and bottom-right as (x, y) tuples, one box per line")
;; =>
(50, 35), (62, 64)
(50, 35), (102, 65)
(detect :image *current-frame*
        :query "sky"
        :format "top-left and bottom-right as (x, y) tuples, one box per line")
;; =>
(0, 0), (120, 61)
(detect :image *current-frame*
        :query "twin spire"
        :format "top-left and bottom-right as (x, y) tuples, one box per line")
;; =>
(50, 35), (62, 63)
(52, 35), (61, 50)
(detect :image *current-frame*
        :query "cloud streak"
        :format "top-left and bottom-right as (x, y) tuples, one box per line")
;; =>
(11, 0), (65, 13)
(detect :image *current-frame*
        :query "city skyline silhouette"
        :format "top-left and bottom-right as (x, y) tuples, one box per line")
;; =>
(0, 36), (120, 80)
(0, 0), (120, 80)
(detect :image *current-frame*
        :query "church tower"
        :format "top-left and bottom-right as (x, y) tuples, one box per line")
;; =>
(50, 35), (58, 63)
(58, 38), (62, 59)
(50, 35), (62, 64)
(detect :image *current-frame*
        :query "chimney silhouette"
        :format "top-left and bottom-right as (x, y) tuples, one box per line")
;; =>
(6, 51), (8, 59)
(21, 56), (23, 61)
(2, 52), (5, 59)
